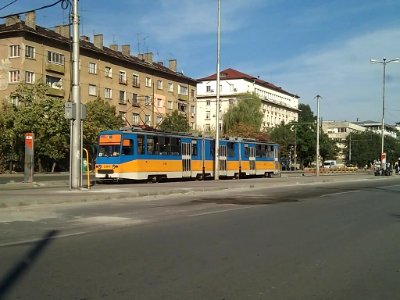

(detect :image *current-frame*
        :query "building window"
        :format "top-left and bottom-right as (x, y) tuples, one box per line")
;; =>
(25, 71), (35, 84)
(9, 70), (20, 83)
(156, 116), (163, 125)
(191, 89), (195, 97)
(206, 99), (211, 106)
(178, 102), (187, 112)
(206, 85), (213, 93)
(45, 75), (62, 89)
(157, 80), (163, 90)
(145, 77), (152, 87)
(167, 101), (173, 110)
(190, 105), (195, 114)
(168, 82), (173, 92)
(145, 114), (151, 125)
(104, 88), (112, 99)
(89, 84), (97, 96)
(89, 62), (97, 74)
(119, 71), (127, 84)
(206, 111), (210, 120)
(47, 51), (64, 65)
(132, 113), (139, 125)
(25, 45), (35, 59)
(204, 124), (211, 131)
(144, 96), (151, 106)
(179, 85), (188, 95)
(119, 90), (127, 104)
(9, 45), (20, 58)
(132, 93), (139, 106)
(157, 98), (163, 108)
(104, 66), (112, 78)
(132, 74), (139, 87)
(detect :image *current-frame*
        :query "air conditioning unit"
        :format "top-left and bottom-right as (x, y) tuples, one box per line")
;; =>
(210, 89), (214, 93)
(233, 88), (237, 92)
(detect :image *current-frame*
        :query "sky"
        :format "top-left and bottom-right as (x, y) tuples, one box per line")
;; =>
(2, 0), (400, 124)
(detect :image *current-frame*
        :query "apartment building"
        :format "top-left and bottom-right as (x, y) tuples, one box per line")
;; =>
(0, 12), (198, 129)
(196, 68), (299, 132)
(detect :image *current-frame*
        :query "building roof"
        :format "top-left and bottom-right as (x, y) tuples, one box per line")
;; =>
(198, 68), (298, 98)
(0, 20), (198, 84)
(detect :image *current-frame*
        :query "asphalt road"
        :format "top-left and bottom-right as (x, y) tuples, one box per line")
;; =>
(0, 177), (399, 299)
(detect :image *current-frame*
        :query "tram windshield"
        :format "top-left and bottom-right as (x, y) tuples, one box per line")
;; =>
(98, 145), (120, 157)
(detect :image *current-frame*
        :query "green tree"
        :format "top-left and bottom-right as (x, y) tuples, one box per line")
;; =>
(13, 96), (69, 172)
(83, 97), (123, 165)
(268, 122), (295, 158)
(0, 102), (18, 172)
(83, 97), (123, 146)
(294, 103), (338, 167)
(159, 110), (190, 132)
(344, 131), (400, 167)
(222, 93), (264, 137)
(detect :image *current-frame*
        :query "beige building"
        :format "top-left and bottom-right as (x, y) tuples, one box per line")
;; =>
(0, 12), (198, 129)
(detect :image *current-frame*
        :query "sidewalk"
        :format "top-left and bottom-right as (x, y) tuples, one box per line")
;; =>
(0, 173), (380, 209)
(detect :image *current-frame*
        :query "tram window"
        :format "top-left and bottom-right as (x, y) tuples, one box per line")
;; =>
(170, 137), (181, 155)
(159, 136), (170, 154)
(122, 139), (133, 155)
(192, 142), (198, 156)
(267, 145), (274, 158)
(137, 135), (144, 155)
(244, 145), (249, 158)
(147, 136), (155, 155)
(227, 142), (235, 157)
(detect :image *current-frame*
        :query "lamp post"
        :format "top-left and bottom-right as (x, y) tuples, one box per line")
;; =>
(214, 0), (221, 180)
(370, 57), (400, 165)
(315, 95), (322, 177)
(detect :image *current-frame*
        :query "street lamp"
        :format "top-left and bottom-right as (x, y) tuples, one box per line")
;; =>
(315, 95), (322, 176)
(370, 57), (400, 165)
(214, 0), (221, 180)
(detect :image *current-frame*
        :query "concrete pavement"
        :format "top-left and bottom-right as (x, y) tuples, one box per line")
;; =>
(0, 172), (387, 209)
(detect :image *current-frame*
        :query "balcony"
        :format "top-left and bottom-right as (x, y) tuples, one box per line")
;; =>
(46, 87), (65, 97)
(45, 62), (65, 74)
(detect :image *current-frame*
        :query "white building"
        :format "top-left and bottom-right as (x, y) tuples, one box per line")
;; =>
(322, 121), (367, 163)
(196, 68), (299, 132)
(322, 120), (399, 163)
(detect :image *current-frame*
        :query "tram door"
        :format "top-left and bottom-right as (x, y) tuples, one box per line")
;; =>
(181, 142), (192, 178)
(249, 146), (256, 175)
(219, 144), (227, 176)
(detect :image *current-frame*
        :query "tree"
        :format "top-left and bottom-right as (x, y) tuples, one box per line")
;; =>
(13, 96), (69, 172)
(293, 103), (338, 167)
(83, 97), (124, 166)
(0, 102), (18, 172)
(83, 97), (123, 146)
(159, 110), (190, 132)
(268, 122), (295, 158)
(344, 131), (400, 167)
(222, 93), (264, 138)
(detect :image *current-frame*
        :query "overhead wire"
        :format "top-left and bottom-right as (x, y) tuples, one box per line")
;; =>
(0, 0), (18, 12)
(0, 0), (71, 18)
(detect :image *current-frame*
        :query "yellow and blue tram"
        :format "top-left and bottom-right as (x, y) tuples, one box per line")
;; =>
(95, 127), (280, 181)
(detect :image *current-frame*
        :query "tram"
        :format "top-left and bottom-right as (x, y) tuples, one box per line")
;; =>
(95, 127), (280, 182)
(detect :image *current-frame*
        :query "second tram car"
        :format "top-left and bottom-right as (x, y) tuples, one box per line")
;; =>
(95, 127), (280, 181)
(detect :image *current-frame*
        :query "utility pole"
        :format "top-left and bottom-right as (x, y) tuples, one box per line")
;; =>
(71, 0), (81, 189)
(315, 95), (322, 177)
(214, 0), (221, 180)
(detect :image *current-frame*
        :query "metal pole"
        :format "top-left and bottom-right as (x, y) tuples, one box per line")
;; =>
(315, 95), (321, 177)
(214, 0), (221, 180)
(71, 0), (81, 189)
(381, 58), (386, 156)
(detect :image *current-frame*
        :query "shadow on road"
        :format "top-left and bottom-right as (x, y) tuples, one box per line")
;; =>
(0, 230), (59, 300)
